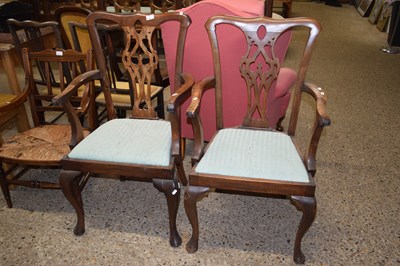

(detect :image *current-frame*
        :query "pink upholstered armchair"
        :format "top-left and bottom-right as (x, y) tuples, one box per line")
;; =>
(162, 0), (296, 141)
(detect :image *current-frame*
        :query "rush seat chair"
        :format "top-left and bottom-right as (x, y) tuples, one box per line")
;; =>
(0, 48), (97, 208)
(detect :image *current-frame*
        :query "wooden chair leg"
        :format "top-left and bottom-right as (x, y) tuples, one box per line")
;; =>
(153, 178), (182, 247)
(0, 165), (12, 208)
(184, 185), (211, 253)
(175, 156), (187, 186)
(60, 170), (86, 236)
(290, 195), (317, 264)
(180, 137), (186, 159)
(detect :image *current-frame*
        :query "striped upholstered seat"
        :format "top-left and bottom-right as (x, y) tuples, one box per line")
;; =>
(195, 128), (309, 183)
(68, 119), (171, 166)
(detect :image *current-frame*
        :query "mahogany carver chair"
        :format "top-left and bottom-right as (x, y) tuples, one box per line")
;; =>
(0, 48), (98, 208)
(53, 11), (193, 247)
(184, 16), (330, 264)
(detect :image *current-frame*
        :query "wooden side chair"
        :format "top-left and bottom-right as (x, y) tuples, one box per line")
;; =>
(53, 11), (193, 247)
(183, 16), (330, 264)
(0, 48), (99, 208)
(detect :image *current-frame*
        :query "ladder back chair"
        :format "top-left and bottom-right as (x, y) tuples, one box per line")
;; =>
(0, 48), (98, 208)
(184, 16), (330, 264)
(53, 11), (193, 247)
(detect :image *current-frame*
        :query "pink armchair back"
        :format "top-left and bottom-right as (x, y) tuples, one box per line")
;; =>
(162, 0), (296, 141)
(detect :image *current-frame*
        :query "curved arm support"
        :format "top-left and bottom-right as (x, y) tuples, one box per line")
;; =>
(301, 82), (331, 175)
(167, 72), (194, 158)
(52, 70), (101, 148)
(167, 73), (195, 113)
(186, 77), (216, 164)
(302, 82), (330, 127)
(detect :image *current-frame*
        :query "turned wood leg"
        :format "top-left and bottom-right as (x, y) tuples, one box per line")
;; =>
(184, 185), (211, 253)
(0, 165), (12, 208)
(290, 196), (317, 264)
(60, 170), (86, 236)
(153, 178), (182, 247)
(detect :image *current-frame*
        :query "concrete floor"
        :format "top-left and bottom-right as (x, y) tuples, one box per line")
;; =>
(1, 2), (399, 265)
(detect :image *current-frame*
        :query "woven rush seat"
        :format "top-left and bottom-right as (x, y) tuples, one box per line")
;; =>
(0, 125), (72, 166)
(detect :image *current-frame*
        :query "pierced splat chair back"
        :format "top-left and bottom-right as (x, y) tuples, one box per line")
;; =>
(80, 0), (99, 11)
(207, 16), (320, 132)
(87, 11), (190, 119)
(113, 0), (141, 13)
(150, 0), (178, 13)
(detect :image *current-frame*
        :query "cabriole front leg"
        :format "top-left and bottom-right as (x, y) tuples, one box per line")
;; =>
(184, 185), (210, 253)
(290, 195), (317, 264)
(60, 170), (86, 236)
(153, 178), (182, 247)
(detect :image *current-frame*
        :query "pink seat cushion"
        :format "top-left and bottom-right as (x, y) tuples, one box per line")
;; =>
(162, 0), (293, 141)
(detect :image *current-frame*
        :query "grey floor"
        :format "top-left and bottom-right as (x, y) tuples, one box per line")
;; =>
(1, 2), (400, 265)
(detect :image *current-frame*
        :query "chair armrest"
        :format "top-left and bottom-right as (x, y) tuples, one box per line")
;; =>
(301, 82), (331, 175)
(52, 70), (102, 148)
(167, 73), (194, 158)
(302, 82), (331, 127)
(186, 77), (216, 164)
(167, 73), (195, 113)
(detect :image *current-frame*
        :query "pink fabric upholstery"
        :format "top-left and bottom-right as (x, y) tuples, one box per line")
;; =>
(161, 0), (295, 141)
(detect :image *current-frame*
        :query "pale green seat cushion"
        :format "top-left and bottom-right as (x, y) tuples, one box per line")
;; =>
(195, 128), (309, 183)
(68, 119), (171, 166)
